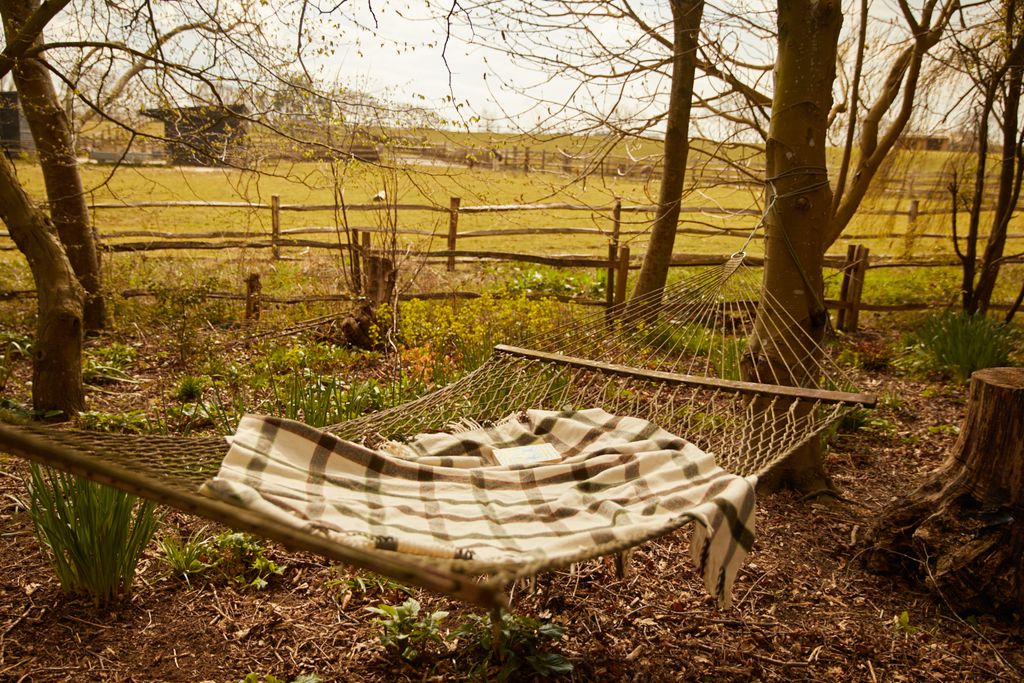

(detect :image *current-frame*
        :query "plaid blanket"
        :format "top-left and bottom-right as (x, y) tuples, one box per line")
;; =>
(201, 408), (756, 607)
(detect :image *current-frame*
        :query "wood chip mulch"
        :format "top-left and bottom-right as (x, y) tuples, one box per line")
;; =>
(0, 339), (1022, 682)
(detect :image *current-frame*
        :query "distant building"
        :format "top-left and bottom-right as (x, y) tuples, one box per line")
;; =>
(142, 104), (248, 166)
(0, 91), (35, 155)
(897, 134), (951, 152)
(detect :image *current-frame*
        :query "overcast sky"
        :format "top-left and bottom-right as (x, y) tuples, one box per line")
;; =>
(299, 1), (555, 132)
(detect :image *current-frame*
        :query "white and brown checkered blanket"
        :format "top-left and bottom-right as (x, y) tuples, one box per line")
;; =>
(201, 408), (756, 607)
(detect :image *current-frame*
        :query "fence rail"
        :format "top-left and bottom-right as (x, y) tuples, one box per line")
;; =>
(1, 195), (1022, 326)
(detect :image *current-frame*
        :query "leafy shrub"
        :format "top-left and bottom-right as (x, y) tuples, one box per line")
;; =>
(27, 465), (160, 605)
(367, 598), (448, 661)
(239, 674), (321, 683)
(214, 532), (285, 590)
(836, 338), (893, 371)
(270, 372), (387, 427)
(76, 409), (150, 434)
(0, 332), (32, 392)
(83, 342), (138, 384)
(400, 295), (567, 376)
(899, 311), (1019, 381)
(261, 342), (369, 375)
(0, 398), (63, 423)
(502, 266), (604, 299)
(451, 612), (573, 681)
(326, 569), (413, 605)
(173, 375), (208, 401)
(159, 527), (214, 582)
(151, 279), (232, 366)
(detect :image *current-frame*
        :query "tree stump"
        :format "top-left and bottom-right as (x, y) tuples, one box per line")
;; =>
(864, 367), (1024, 613)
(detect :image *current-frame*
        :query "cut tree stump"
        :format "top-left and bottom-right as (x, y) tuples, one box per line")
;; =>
(864, 367), (1024, 613)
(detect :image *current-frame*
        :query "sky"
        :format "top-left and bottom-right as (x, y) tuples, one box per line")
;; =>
(0, 0), (971, 138)
(293, 1), (565, 132)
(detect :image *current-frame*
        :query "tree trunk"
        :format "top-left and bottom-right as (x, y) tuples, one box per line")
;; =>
(864, 367), (1024, 613)
(0, 151), (85, 417)
(744, 0), (842, 494)
(629, 0), (704, 310)
(972, 24), (1024, 315)
(2, 0), (105, 333)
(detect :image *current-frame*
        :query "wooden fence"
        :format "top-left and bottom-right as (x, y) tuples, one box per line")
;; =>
(0, 196), (1021, 329)
(76, 129), (991, 199)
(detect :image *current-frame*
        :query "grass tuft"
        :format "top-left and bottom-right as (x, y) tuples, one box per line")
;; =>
(27, 465), (160, 606)
(899, 311), (1020, 382)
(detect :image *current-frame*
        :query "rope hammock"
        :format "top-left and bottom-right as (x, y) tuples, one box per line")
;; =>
(0, 253), (874, 610)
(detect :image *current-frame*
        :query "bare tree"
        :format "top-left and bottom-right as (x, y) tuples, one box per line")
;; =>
(741, 0), (842, 494)
(948, 0), (1024, 314)
(0, 0), (87, 415)
(2, 0), (104, 333)
(630, 0), (705, 304)
(827, 0), (958, 246)
(447, 0), (961, 493)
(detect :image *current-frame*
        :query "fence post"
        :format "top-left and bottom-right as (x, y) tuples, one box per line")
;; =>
(523, 148), (530, 173)
(605, 242), (618, 318)
(540, 150), (546, 172)
(901, 198), (920, 257)
(837, 244), (869, 332)
(908, 198), (920, 224)
(350, 229), (362, 294)
(270, 195), (281, 260)
(448, 196), (461, 272)
(606, 199), (622, 313)
(361, 231), (372, 293)
(614, 244), (630, 309)
(848, 245), (870, 332)
(836, 244), (856, 331)
(245, 273), (261, 321)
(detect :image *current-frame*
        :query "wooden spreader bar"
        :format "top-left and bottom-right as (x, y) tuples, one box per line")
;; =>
(494, 345), (877, 408)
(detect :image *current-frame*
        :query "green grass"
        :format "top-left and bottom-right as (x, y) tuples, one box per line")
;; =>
(2, 144), (1023, 342)
(899, 311), (1021, 382)
(28, 465), (161, 605)
(4, 141), (1022, 264)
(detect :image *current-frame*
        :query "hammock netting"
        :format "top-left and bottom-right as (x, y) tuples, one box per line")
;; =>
(0, 254), (873, 609)
(333, 253), (868, 477)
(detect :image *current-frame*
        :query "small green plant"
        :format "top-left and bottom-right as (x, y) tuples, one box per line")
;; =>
(159, 527), (213, 582)
(899, 311), (1019, 382)
(836, 339), (893, 371)
(27, 464), (160, 606)
(214, 532), (285, 590)
(877, 392), (907, 413)
(326, 570), (413, 603)
(836, 408), (898, 437)
(503, 266), (604, 299)
(451, 612), (573, 681)
(83, 342), (138, 384)
(893, 610), (920, 635)
(76, 409), (151, 434)
(151, 280), (228, 367)
(0, 398), (63, 423)
(270, 372), (387, 427)
(0, 332), (32, 391)
(366, 598), (448, 661)
(173, 375), (207, 401)
(927, 423), (960, 436)
(239, 674), (321, 683)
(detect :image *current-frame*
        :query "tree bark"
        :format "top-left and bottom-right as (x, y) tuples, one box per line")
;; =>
(2, 0), (105, 332)
(864, 367), (1024, 613)
(971, 12), (1024, 315)
(0, 151), (85, 417)
(744, 0), (842, 494)
(629, 0), (704, 310)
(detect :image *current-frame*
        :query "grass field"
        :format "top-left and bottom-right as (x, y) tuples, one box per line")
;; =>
(1, 144), (1023, 319)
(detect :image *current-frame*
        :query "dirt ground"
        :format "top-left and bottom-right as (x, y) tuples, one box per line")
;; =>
(0, 326), (1022, 682)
